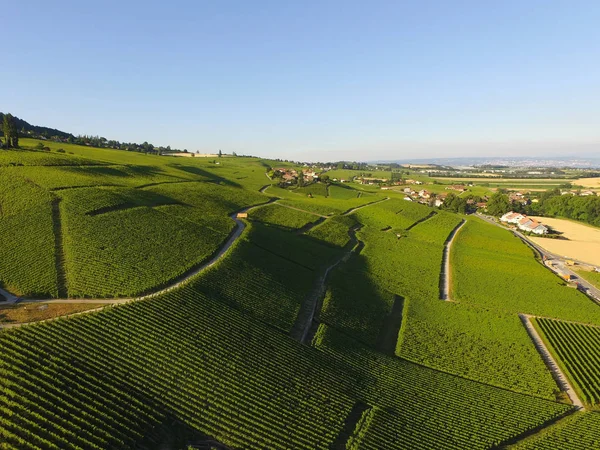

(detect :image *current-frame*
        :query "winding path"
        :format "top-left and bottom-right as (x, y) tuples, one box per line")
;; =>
(440, 220), (466, 301)
(0, 201), (270, 329)
(519, 313), (584, 409)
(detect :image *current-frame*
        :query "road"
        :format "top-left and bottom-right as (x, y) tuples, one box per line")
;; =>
(477, 214), (600, 305)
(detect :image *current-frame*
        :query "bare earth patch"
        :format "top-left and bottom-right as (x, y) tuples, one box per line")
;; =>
(529, 216), (600, 266)
(0, 303), (105, 325)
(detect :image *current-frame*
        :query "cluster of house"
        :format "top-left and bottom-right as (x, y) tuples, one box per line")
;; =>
(500, 212), (549, 235)
(398, 188), (442, 206)
(273, 168), (321, 184)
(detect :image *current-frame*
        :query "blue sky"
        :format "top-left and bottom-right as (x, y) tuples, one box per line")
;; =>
(3, 1), (599, 160)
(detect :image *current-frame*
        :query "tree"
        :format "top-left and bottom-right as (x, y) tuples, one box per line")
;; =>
(486, 192), (511, 216)
(2, 113), (18, 148)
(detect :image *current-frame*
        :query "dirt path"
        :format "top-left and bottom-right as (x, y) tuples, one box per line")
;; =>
(0, 306), (108, 330)
(440, 220), (466, 301)
(519, 313), (584, 409)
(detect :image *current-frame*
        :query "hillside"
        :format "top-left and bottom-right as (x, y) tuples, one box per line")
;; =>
(1, 139), (600, 449)
(0, 113), (72, 140)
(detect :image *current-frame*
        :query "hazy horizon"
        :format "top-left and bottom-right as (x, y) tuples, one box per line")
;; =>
(3, 1), (599, 160)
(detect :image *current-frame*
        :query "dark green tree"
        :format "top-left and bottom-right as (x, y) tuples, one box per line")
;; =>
(486, 192), (511, 216)
(2, 113), (17, 148)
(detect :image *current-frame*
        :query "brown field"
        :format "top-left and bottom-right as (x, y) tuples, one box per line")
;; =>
(529, 216), (600, 266)
(0, 303), (105, 325)
(574, 177), (600, 188)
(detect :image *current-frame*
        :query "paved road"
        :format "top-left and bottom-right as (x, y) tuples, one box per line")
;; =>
(477, 214), (600, 304)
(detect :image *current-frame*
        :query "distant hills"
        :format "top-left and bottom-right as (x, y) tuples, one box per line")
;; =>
(0, 112), (73, 140)
(0, 112), (181, 153)
(373, 156), (600, 169)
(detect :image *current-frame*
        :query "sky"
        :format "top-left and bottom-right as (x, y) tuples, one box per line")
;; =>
(3, 1), (600, 160)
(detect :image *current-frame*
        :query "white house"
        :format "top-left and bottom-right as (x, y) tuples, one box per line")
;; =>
(500, 211), (525, 224)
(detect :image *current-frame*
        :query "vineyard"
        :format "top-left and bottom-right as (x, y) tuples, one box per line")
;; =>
(321, 253), (397, 347)
(451, 218), (600, 325)
(353, 198), (432, 231)
(512, 411), (600, 449)
(3, 141), (600, 448)
(313, 325), (572, 449)
(533, 318), (600, 408)
(0, 148), (103, 167)
(63, 205), (231, 297)
(306, 215), (358, 247)
(249, 203), (318, 229)
(0, 176), (58, 297)
(191, 234), (317, 331)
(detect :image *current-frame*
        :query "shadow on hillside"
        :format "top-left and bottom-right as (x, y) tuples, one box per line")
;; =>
(170, 165), (241, 187)
(56, 164), (182, 182)
(316, 250), (402, 353)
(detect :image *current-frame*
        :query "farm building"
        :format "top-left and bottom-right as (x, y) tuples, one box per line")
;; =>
(501, 212), (548, 235)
